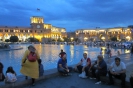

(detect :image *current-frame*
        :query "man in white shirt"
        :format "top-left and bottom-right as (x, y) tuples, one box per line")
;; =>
(74, 53), (91, 78)
(108, 57), (126, 88)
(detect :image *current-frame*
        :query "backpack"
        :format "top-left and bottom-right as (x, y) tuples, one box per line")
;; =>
(27, 52), (37, 62)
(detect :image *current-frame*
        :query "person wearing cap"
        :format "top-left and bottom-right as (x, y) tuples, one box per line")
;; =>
(20, 45), (40, 86)
(59, 49), (66, 58)
(57, 53), (72, 76)
(108, 57), (126, 88)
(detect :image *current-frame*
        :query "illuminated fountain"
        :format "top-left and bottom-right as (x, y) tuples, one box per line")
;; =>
(0, 44), (130, 75)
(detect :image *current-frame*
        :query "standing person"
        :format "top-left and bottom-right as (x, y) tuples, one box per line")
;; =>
(38, 59), (44, 77)
(130, 72), (133, 88)
(5, 66), (17, 83)
(59, 49), (66, 58)
(130, 45), (133, 56)
(74, 53), (91, 78)
(100, 48), (103, 55)
(20, 45), (40, 86)
(89, 55), (107, 84)
(117, 50), (120, 57)
(106, 47), (111, 59)
(108, 57), (126, 88)
(57, 53), (72, 76)
(0, 62), (5, 81)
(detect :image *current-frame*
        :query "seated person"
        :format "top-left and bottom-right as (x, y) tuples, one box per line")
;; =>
(5, 66), (17, 83)
(57, 54), (72, 76)
(89, 55), (107, 84)
(130, 72), (133, 88)
(108, 57), (126, 88)
(74, 53), (91, 78)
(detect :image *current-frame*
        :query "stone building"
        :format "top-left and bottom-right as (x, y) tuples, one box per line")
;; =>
(0, 16), (67, 42)
(75, 27), (132, 42)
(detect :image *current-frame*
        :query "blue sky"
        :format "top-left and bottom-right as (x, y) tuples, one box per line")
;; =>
(0, 0), (133, 32)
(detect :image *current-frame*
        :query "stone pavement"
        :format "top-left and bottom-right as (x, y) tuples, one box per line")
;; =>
(0, 53), (133, 88)
(22, 72), (118, 88)
(21, 53), (133, 88)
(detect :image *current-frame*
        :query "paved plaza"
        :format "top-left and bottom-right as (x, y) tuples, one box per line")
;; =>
(21, 53), (133, 88)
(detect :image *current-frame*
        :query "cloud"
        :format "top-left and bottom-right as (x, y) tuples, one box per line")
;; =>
(0, 0), (133, 31)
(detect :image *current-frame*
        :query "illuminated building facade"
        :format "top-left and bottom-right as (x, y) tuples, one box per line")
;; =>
(0, 16), (67, 42)
(75, 27), (133, 42)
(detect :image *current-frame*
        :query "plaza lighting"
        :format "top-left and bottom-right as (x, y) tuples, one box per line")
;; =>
(71, 37), (74, 41)
(84, 37), (88, 41)
(126, 36), (130, 41)
(101, 37), (105, 40)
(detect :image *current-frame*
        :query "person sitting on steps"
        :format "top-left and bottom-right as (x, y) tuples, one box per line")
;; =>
(74, 53), (91, 78)
(89, 55), (107, 84)
(57, 53), (72, 76)
(108, 57), (126, 88)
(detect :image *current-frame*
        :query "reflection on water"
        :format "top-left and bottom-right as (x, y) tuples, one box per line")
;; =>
(0, 44), (130, 75)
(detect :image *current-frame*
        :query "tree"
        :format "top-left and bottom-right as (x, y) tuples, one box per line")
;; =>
(74, 38), (79, 42)
(110, 36), (117, 41)
(10, 36), (19, 42)
(57, 38), (62, 42)
(5, 39), (10, 42)
(52, 39), (56, 42)
(28, 37), (39, 42)
(63, 37), (71, 42)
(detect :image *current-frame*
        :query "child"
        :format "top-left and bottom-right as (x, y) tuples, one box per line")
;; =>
(5, 66), (17, 83)
(38, 59), (44, 77)
(0, 62), (5, 81)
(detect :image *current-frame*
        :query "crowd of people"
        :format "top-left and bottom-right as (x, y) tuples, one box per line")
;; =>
(0, 45), (133, 88)
(57, 49), (133, 88)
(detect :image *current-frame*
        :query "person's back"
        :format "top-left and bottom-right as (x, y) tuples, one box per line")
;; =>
(59, 49), (66, 58)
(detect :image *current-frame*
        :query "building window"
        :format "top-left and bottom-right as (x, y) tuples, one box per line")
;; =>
(0, 30), (3, 32)
(20, 30), (23, 32)
(10, 30), (13, 32)
(5, 30), (8, 32)
(35, 30), (36, 33)
(41, 30), (42, 33)
(30, 30), (32, 33)
(25, 30), (28, 33)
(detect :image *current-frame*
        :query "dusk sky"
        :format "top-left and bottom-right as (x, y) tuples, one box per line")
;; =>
(0, 0), (133, 31)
